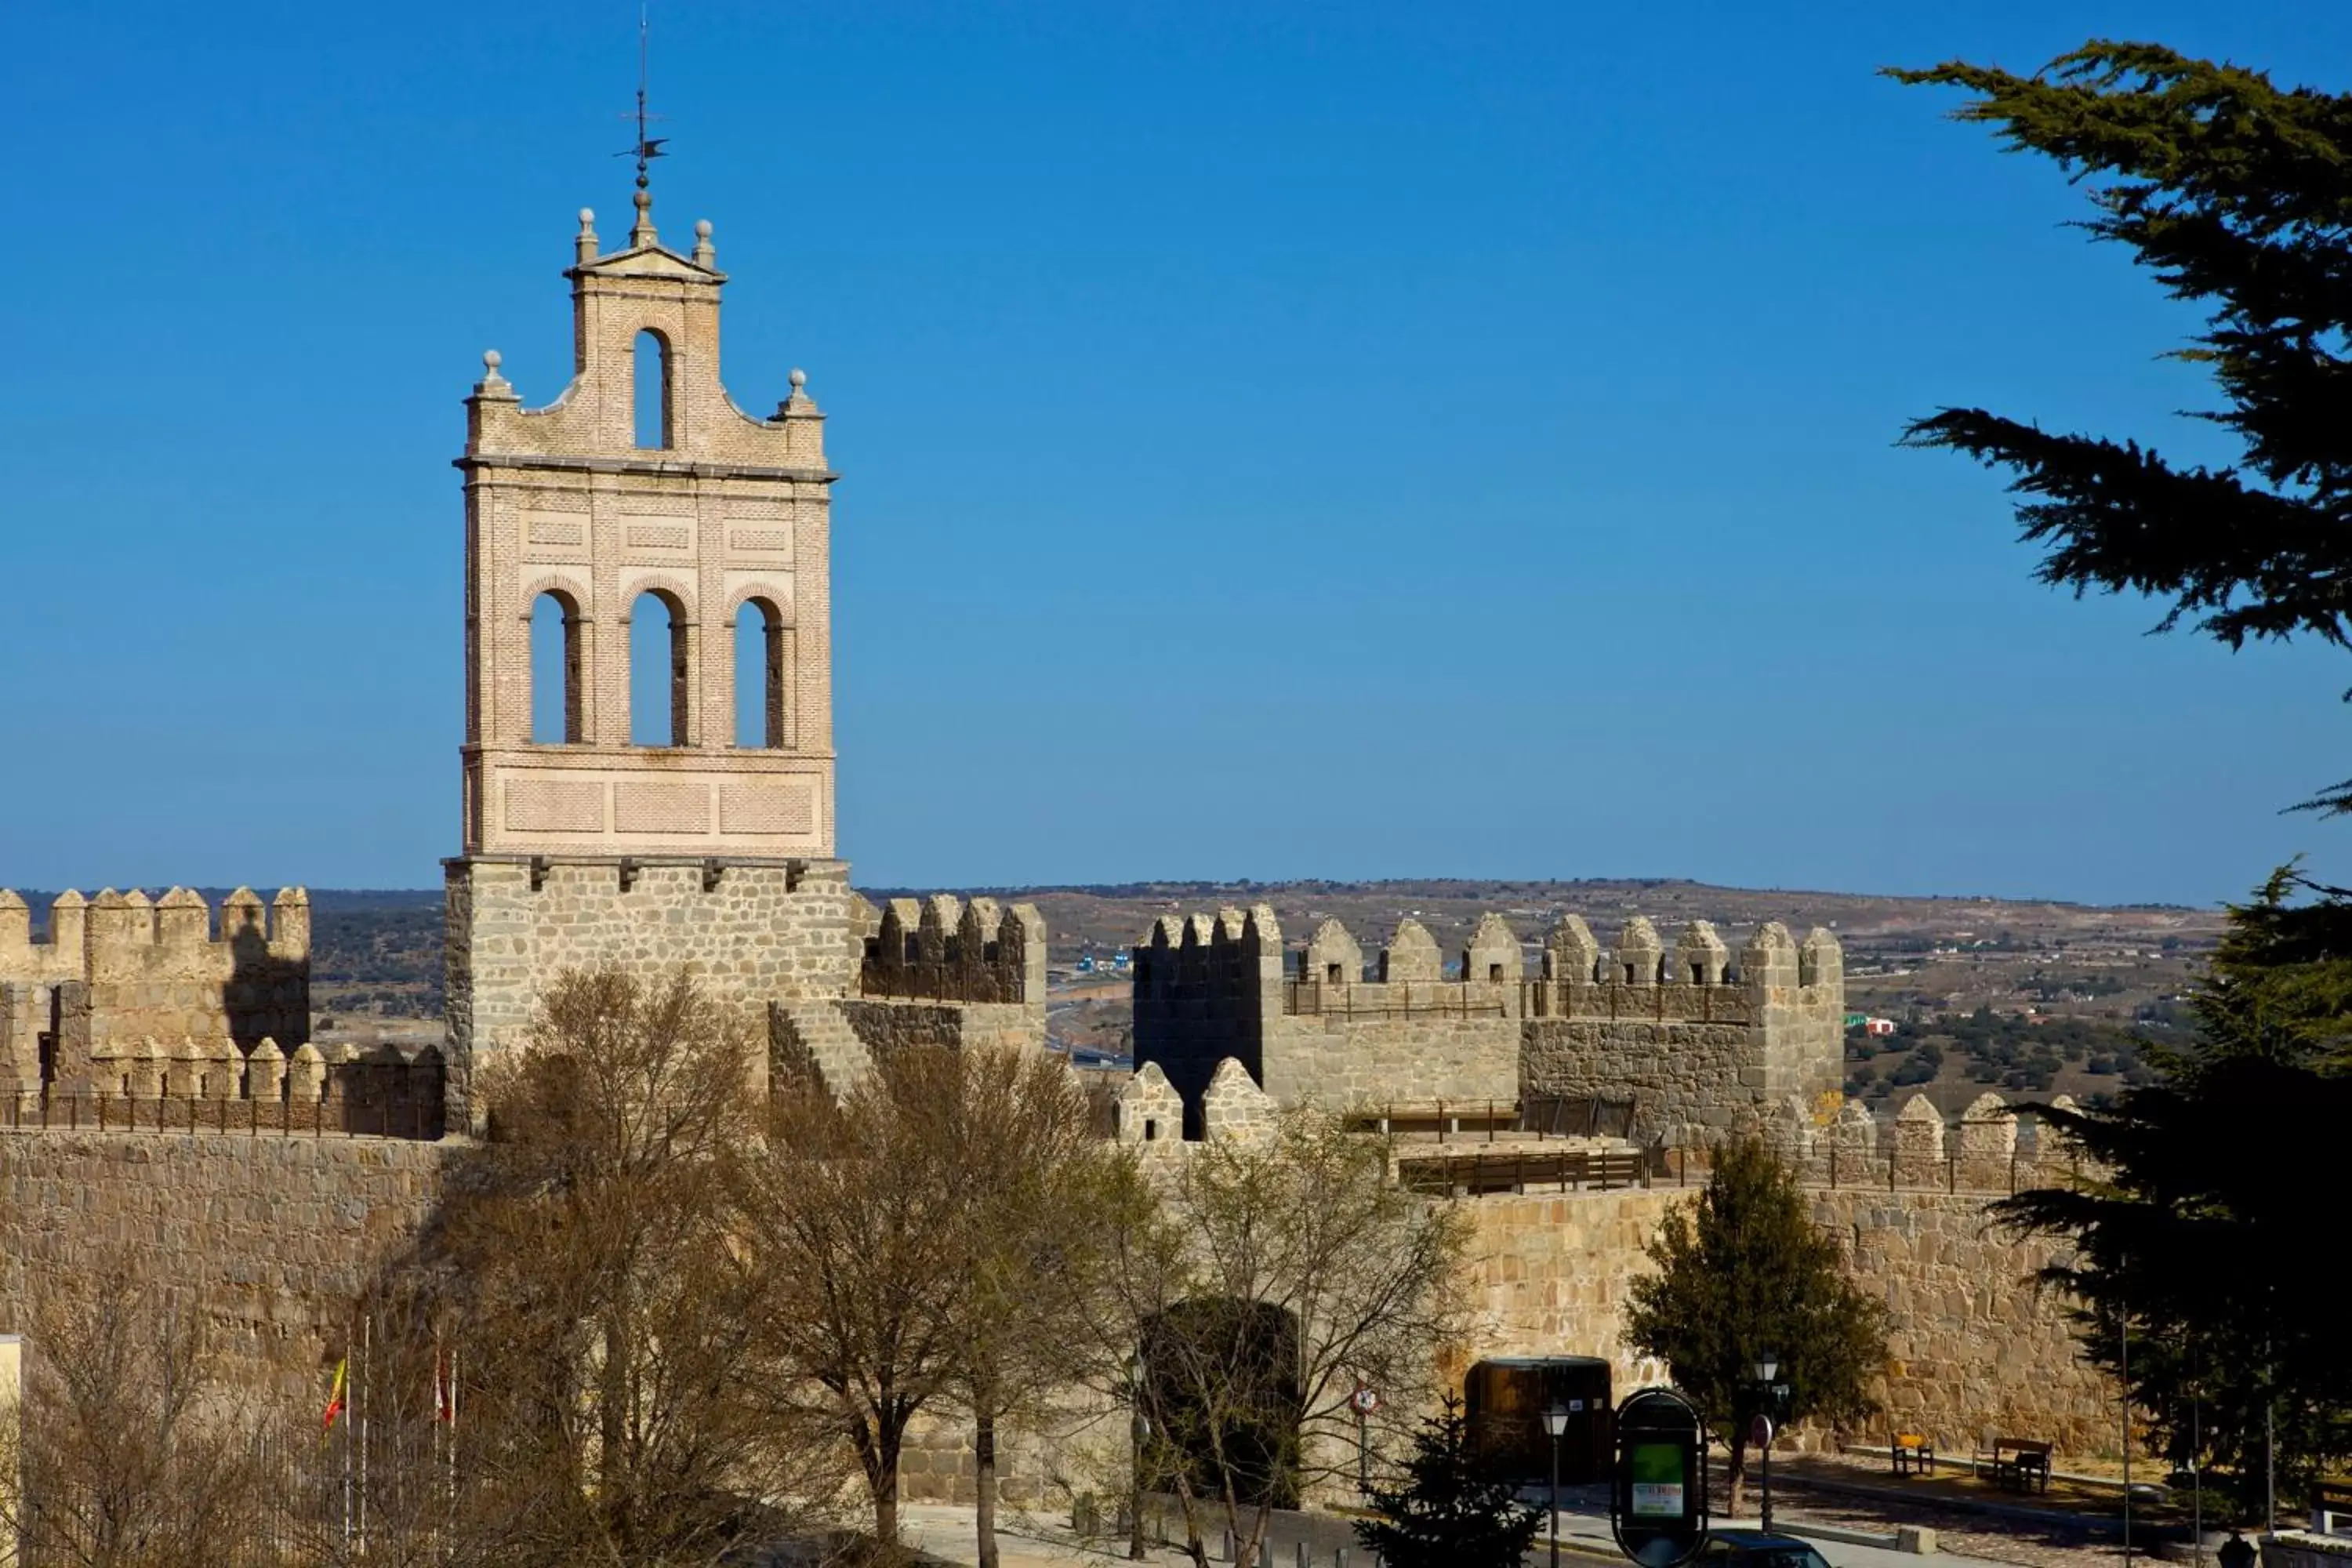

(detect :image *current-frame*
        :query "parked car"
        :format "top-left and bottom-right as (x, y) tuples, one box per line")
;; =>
(1697, 1530), (1835, 1568)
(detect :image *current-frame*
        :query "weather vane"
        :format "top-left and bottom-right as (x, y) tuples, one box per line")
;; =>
(619, 5), (667, 190)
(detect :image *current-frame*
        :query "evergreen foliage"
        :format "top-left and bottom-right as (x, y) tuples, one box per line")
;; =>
(1887, 44), (2352, 811)
(1996, 869), (2352, 1515)
(1352, 1399), (1541, 1568)
(1621, 1140), (1888, 1506)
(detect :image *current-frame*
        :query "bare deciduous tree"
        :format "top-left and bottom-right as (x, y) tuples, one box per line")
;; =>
(0, 1272), (271, 1568)
(1098, 1112), (1473, 1568)
(432, 966), (845, 1567)
(935, 1047), (1142, 1568)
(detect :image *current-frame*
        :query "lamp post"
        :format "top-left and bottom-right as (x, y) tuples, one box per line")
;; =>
(1128, 1354), (1148, 1562)
(1752, 1352), (1781, 1534)
(1544, 1404), (1570, 1568)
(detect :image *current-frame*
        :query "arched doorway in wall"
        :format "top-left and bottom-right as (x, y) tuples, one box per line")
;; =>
(629, 589), (691, 747)
(528, 589), (584, 743)
(1141, 1299), (1304, 1509)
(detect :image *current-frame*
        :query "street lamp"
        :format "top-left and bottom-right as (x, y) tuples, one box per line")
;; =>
(1127, 1353), (1148, 1562)
(1751, 1352), (1781, 1534)
(1544, 1403), (1570, 1568)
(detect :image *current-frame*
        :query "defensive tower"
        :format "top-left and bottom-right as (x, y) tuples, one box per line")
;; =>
(444, 186), (859, 1105)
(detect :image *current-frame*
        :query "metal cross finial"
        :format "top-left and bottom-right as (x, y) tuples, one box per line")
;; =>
(619, 5), (668, 191)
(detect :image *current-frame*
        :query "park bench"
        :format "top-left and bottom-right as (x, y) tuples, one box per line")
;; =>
(1892, 1432), (1936, 1477)
(1976, 1436), (2053, 1494)
(2314, 1479), (2352, 1536)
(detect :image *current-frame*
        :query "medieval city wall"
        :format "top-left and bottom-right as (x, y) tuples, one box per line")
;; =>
(1134, 907), (1845, 1138)
(1520, 1018), (1751, 1140)
(835, 1000), (1043, 1063)
(1260, 1011), (1520, 1112)
(1461, 1179), (2114, 1459)
(0, 1131), (449, 1396)
(2, 887), (312, 1094)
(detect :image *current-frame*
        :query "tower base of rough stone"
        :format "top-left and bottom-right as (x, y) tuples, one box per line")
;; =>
(442, 855), (858, 1118)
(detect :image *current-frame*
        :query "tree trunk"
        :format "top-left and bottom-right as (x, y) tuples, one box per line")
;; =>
(975, 1410), (1000, 1568)
(601, 1314), (631, 1550)
(869, 1409), (906, 1548)
(1727, 1436), (1748, 1520)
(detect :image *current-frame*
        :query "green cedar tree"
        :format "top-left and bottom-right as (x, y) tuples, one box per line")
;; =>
(1888, 44), (2352, 810)
(1621, 1140), (1887, 1511)
(1352, 1399), (1541, 1568)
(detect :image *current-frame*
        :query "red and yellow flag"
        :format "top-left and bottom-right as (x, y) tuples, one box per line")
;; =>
(321, 1357), (348, 1439)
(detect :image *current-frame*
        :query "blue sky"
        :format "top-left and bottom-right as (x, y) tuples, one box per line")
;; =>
(4, 1), (2347, 905)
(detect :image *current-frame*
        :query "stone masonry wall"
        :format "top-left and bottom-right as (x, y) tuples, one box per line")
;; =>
(836, 998), (1044, 1064)
(1459, 1181), (2118, 1459)
(1260, 1012), (1519, 1112)
(0, 1131), (448, 1397)
(444, 856), (858, 1109)
(1519, 1018), (1753, 1144)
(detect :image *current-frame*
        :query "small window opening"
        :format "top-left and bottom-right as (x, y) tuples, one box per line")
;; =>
(1691, 961), (1708, 985)
(1487, 964), (1504, 982)
(530, 591), (584, 743)
(628, 590), (691, 746)
(983, 941), (1000, 963)
(633, 328), (673, 449)
(904, 935), (920, 963)
(734, 598), (789, 747)
(1325, 962), (1344, 985)
(1144, 1119), (1160, 1142)
(862, 937), (880, 964)
(1624, 962), (1639, 984)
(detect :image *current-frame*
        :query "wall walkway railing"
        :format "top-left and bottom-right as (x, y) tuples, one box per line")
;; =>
(1279, 980), (1511, 1020)
(2, 1090), (444, 1142)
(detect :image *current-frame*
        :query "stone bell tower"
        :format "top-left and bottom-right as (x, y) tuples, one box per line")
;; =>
(444, 185), (859, 1105)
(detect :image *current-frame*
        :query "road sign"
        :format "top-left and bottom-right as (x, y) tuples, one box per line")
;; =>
(1612, 1388), (1709, 1568)
(1749, 1414), (1774, 1450)
(1351, 1385), (1381, 1416)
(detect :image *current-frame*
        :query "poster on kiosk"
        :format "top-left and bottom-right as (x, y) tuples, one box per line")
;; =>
(1611, 1388), (1709, 1567)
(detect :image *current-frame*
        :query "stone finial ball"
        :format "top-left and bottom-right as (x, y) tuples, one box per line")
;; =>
(789, 368), (808, 390)
(578, 207), (594, 227)
(634, 189), (652, 212)
(695, 219), (713, 239)
(483, 349), (503, 371)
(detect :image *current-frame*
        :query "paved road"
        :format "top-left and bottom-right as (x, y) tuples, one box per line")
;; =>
(894, 1501), (2021, 1568)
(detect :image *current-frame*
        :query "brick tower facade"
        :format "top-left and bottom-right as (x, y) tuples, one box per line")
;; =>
(444, 187), (859, 1109)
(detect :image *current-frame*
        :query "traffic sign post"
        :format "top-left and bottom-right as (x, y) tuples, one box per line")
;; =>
(1611, 1388), (1710, 1568)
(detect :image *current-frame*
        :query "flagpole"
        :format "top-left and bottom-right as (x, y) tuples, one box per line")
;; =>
(343, 1326), (354, 1551)
(447, 1342), (459, 1560)
(358, 1311), (369, 1555)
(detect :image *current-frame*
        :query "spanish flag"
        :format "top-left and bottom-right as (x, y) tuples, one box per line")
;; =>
(321, 1357), (348, 1439)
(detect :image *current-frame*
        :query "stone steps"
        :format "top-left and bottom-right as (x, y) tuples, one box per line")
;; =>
(771, 998), (875, 1097)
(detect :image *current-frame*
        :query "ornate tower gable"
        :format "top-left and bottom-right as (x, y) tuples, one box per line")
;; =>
(457, 188), (837, 861)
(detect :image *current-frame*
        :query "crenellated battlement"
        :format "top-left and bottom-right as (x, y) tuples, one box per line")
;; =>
(0, 886), (310, 971)
(857, 892), (1048, 1004)
(1, 884), (317, 1101)
(1131, 905), (1847, 1139)
(1128, 908), (1842, 1025)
